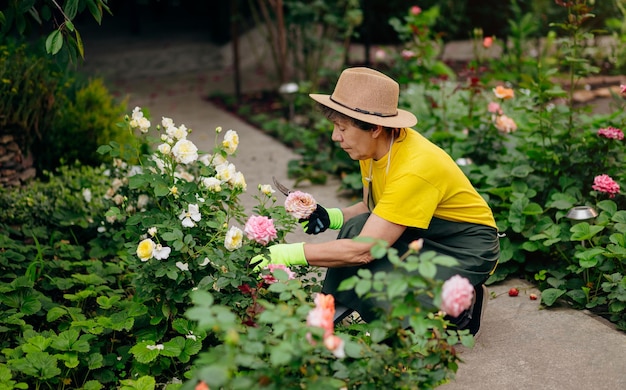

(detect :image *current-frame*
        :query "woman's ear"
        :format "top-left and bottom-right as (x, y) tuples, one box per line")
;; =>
(371, 125), (384, 138)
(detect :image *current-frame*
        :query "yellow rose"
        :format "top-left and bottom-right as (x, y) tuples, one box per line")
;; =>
(137, 238), (156, 261)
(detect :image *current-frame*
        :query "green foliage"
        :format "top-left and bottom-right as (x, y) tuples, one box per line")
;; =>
(0, 39), (60, 148)
(1, 109), (468, 387)
(0, 38), (133, 175)
(35, 77), (131, 170)
(0, 0), (112, 61)
(184, 241), (469, 389)
(262, 0), (626, 328)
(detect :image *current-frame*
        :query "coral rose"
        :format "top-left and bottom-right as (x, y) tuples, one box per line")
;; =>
(493, 85), (514, 100)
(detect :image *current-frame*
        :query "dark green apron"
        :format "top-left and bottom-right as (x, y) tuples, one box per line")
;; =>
(321, 213), (500, 323)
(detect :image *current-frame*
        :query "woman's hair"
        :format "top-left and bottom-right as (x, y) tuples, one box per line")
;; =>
(317, 104), (404, 140)
(318, 104), (393, 132)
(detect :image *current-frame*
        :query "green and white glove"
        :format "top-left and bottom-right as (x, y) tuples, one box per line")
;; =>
(300, 205), (343, 235)
(251, 242), (308, 271)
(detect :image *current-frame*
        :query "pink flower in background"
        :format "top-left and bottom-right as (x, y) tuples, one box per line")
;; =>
(597, 127), (624, 140)
(410, 6), (422, 15)
(487, 102), (502, 114)
(244, 215), (277, 245)
(440, 275), (474, 318)
(323, 334), (346, 358)
(620, 84), (626, 96)
(494, 115), (518, 133)
(285, 191), (317, 219)
(483, 36), (494, 48)
(307, 293), (335, 338)
(401, 49), (416, 60)
(261, 264), (296, 284)
(592, 174), (620, 198)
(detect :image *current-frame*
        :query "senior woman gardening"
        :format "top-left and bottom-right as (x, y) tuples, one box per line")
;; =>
(254, 67), (500, 337)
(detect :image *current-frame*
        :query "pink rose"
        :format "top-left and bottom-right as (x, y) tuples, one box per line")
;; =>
(410, 5), (422, 15)
(487, 102), (502, 114)
(597, 127), (624, 140)
(483, 36), (493, 48)
(440, 275), (474, 318)
(244, 215), (277, 245)
(620, 84), (626, 96)
(284, 191), (317, 219)
(261, 264), (296, 284)
(401, 49), (416, 60)
(592, 174), (620, 198)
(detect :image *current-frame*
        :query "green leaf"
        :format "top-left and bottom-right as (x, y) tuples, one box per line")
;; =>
(541, 288), (566, 306)
(522, 202), (543, 215)
(570, 223), (604, 241)
(269, 342), (292, 366)
(47, 306), (69, 322)
(45, 30), (64, 55)
(51, 329), (90, 352)
(418, 261), (437, 279)
(10, 351), (61, 380)
(63, 0), (79, 19)
(119, 375), (156, 390)
(354, 279), (371, 297)
(386, 279), (408, 299)
(22, 335), (52, 353)
(130, 341), (161, 364)
(87, 353), (104, 370)
(58, 352), (79, 368)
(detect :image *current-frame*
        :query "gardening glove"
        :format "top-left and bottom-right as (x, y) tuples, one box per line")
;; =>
(300, 205), (343, 235)
(251, 242), (308, 271)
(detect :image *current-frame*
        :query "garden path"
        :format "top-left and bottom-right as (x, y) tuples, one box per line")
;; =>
(77, 28), (626, 390)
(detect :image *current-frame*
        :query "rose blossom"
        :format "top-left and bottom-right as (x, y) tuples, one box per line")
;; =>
(440, 275), (474, 318)
(487, 102), (502, 114)
(493, 85), (514, 100)
(222, 129), (239, 155)
(224, 226), (243, 251)
(136, 238), (156, 262)
(244, 215), (278, 245)
(483, 36), (493, 48)
(401, 49), (416, 59)
(410, 5), (422, 15)
(592, 174), (620, 198)
(494, 115), (517, 133)
(153, 243), (171, 260)
(285, 191), (317, 219)
(261, 264), (296, 284)
(323, 334), (346, 358)
(307, 293), (335, 338)
(171, 139), (198, 164)
(597, 127), (624, 140)
(620, 84), (626, 96)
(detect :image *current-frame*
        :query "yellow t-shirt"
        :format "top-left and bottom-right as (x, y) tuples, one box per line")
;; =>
(360, 128), (497, 229)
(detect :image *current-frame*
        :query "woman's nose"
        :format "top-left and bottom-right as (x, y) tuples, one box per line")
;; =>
(331, 128), (341, 142)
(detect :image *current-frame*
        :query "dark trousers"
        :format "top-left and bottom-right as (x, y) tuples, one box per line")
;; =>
(322, 213), (500, 323)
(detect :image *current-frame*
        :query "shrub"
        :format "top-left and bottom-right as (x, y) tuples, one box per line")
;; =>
(34, 78), (130, 170)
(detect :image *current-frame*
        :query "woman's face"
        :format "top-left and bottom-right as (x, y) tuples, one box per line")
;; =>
(330, 117), (377, 161)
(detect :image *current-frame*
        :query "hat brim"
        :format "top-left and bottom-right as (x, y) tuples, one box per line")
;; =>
(309, 93), (417, 128)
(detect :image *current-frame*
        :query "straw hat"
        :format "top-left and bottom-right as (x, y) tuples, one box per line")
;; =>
(309, 67), (417, 128)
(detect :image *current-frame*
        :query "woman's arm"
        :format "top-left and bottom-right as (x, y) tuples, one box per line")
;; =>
(303, 213), (406, 268)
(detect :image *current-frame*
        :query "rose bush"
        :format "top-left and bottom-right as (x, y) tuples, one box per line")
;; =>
(0, 107), (478, 388)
